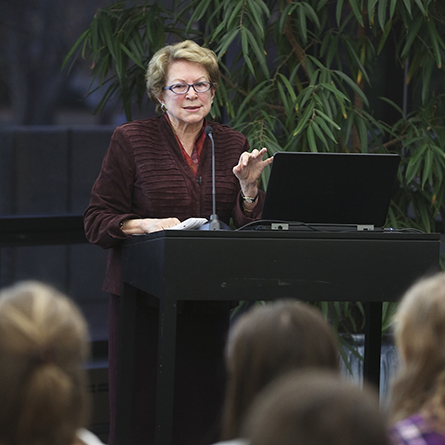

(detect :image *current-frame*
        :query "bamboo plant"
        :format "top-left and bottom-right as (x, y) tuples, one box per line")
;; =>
(65, 0), (445, 348)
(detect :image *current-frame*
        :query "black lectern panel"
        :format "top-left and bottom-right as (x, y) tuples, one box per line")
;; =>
(118, 230), (440, 445)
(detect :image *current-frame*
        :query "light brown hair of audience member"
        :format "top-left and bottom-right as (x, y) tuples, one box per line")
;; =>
(220, 300), (340, 440)
(243, 370), (390, 445)
(0, 281), (90, 445)
(390, 272), (445, 425)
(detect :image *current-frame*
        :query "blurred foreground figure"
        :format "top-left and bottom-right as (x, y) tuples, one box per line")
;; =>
(389, 272), (445, 445)
(243, 370), (390, 445)
(0, 281), (105, 445)
(215, 299), (340, 444)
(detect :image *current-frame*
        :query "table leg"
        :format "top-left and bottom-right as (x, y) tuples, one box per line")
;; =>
(363, 301), (382, 390)
(155, 300), (177, 445)
(116, 283), (137, 445)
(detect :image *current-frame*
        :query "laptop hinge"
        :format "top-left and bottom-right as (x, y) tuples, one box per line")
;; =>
(271, 223), (289, 231)
(357, 225), (374, 231)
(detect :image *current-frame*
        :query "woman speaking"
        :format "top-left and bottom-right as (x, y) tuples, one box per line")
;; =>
(84, 40), (272, 445)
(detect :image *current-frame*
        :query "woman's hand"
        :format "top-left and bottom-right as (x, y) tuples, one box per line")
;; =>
(233, 148), (273, 197)
(121, 217), (181, 235)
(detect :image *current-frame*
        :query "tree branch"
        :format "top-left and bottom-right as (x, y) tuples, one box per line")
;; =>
(283, 7), (310, 81)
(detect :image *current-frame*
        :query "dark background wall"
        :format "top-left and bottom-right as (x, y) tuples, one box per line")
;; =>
(0, 125), (116, 440)
(0, 125), (117, 337)
(0, 0), (173, 440)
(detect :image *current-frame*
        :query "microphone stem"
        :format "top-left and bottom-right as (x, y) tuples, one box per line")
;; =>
(200, 125), (230, 231)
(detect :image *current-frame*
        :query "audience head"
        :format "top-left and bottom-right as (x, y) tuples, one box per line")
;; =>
(0, 280), (90, 445)
(221, 299), (339, 439)
(242, 370), (390, 445)
(390, 272), (445, 423)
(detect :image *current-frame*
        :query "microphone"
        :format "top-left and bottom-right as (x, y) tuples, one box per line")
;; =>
(199, 126), (231, 231)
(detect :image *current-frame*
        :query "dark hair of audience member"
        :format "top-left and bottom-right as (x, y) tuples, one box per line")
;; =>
(0, 281), (90, 445)
(220, 299), (340, 440)
(242, 370), (390, 445)
(390, 272), (445, 425)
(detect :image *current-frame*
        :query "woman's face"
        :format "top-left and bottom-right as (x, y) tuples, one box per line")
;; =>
(157, 59), (215, 130)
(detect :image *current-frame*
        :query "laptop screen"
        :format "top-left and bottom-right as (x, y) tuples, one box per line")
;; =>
(261, 152), (400, 227)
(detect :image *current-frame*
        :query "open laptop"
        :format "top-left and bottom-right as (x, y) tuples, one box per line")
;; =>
(260, 152), (401, 231)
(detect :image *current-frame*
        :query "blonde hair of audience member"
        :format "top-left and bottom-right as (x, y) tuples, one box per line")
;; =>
(0, 281), (90, 445)
(242, 370), (390, 445)
(220, 300), (340, 440)
(145, 39), (220, 113)
(390, 272), (445, 426)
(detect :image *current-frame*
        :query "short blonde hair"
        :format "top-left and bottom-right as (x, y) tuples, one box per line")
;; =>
(0, 281), (90, 445)
(145, 40), (220, 109)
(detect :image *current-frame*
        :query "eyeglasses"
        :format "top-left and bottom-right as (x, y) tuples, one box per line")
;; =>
(164, 81), (213, 95)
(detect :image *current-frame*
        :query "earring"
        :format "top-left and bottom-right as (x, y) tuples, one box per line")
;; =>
(160, 103), (167, 113)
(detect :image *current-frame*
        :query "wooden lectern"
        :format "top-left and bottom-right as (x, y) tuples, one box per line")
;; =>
(117, 229), (440, 445)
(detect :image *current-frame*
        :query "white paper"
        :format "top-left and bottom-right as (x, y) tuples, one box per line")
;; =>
(167, 217), (208, 230)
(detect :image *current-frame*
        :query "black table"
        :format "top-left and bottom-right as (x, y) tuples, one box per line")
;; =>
(117, 229), (440, 445)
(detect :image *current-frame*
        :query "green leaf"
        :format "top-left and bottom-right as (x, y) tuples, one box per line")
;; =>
(401, 16), (423, 59)
(378, 19), (393, 55)
(356, 115), (368, 152)
(297, 85), (315, 111)
(325, 34), (340, 67)
(379, 96), (404, 115)
(422, 148), (433, 189)
(277, 82), (292, 122)
(298, 5), (308, 46)
(62, 29), (90, 71)
(300, 2), (321, 29)
(277, 73), (298, 104)
(293, 101), (315, 136)
(413, 0), (426, 16)
(402, 0), (412, 16)
(316, 116), (338, 144)
(278, 3), (298, 33)
(187, 0), (214, 28)
(215, 27), (239, 57)
(342, 112), (355, 146)
(405, 145), (427, 183)
(237, 80), (271, 118)
(315, 109), (341, 130)
(378, 0), (388, 30)
(226, 0), (244, 28)
(368, 0), (378, 25)
(316, 0), (329, 12)
(348, 0), (364, 27)
(421, 58), (433, 105)
(307, 125), (317, 152)
(245, 28), (269, 78)
(240, 28), (256, 76)
(389, 0), (397, 20)
(255, 0), (270, 17)
(119, 43), (146, 69)
(336, 0), (344, 26)
(312, 120), (330, 150)
(334, 70), (369, 107)
(427, 20), (443, 69)
(319, 82), (350, 103)
(341, 38), (370, 84)
(247, 0), (266, 36)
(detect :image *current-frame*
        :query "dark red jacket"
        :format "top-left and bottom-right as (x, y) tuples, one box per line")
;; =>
(84, 116), (264, 294)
